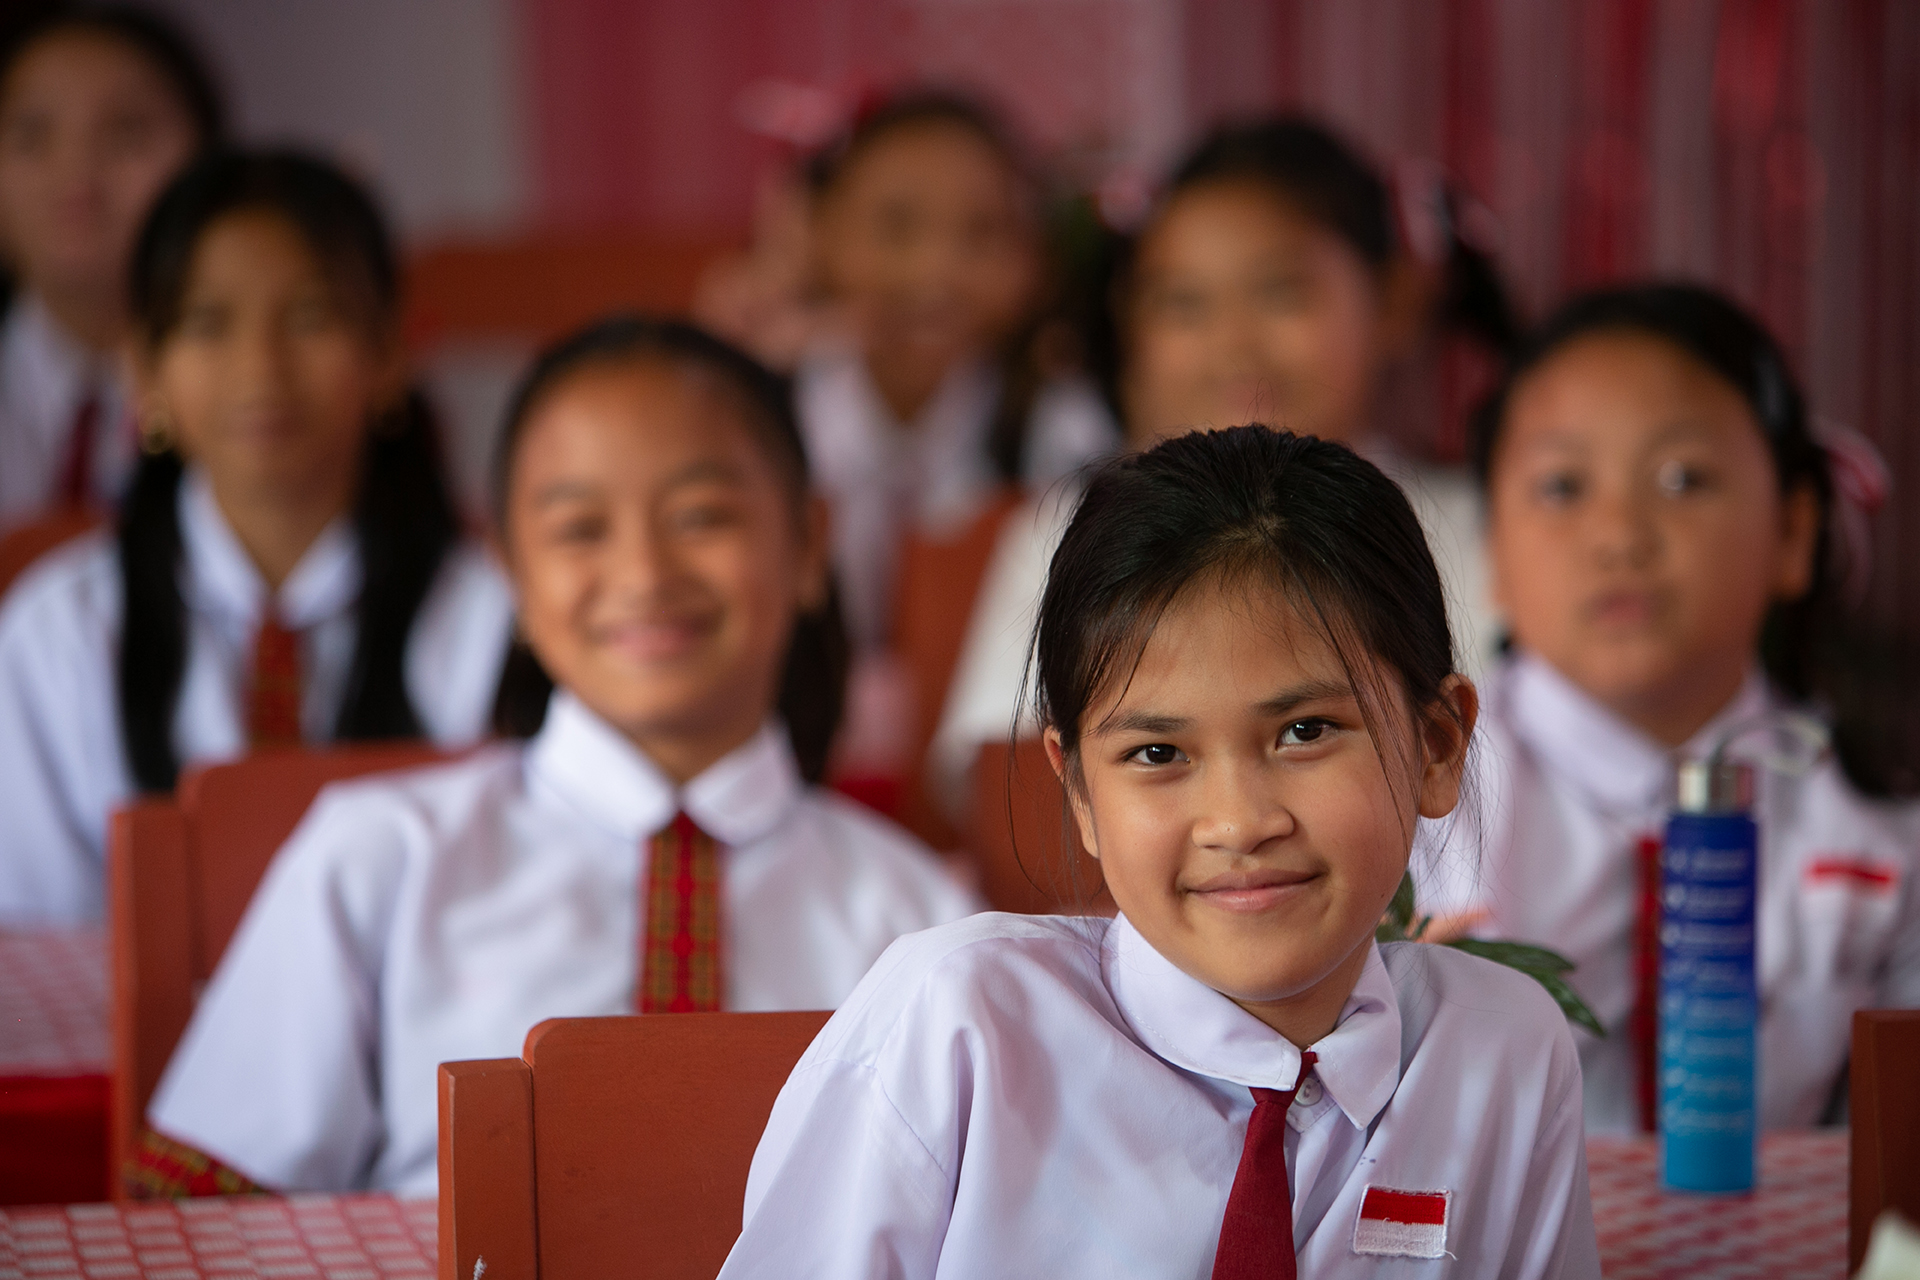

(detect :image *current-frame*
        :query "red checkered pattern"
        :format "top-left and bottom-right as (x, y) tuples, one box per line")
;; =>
(0, 930), (108, 1074)
(1590, 1131), (1847, 1278)
(639, 813), (723, 1014)
(0, 1194), (435, 1279)
(248, 618), (304, 749)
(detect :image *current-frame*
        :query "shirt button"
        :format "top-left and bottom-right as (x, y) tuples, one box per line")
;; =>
(1294, 1075), (1323, 1107)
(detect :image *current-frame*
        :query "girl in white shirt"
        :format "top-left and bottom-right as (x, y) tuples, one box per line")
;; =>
(723, 426), (1601, 1278)
(795, 92), (1117, 781)
(0, 151), (510, 924)
(140, 316), (982, 1197)
(1418, 283), (1920, 1131)
(932, 117), (1516, 821)
(0, 8), (222, 525)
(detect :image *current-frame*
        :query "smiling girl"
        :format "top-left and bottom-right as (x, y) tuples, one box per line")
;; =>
(721, 427), (1599, 1278)
(139, 316), (980, 1197)
(0, 150), (509, 924)
(1417, 284), (1920, 1132)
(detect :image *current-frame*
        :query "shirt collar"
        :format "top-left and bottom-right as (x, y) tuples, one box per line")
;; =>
(1503, 650), (1772, 814)
(1102, 913), (1402, 1132)
(177, 466), (361, 630)
(526, 690), (805, 847)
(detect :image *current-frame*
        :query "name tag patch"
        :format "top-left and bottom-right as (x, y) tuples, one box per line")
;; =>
(1805, 856), (1898, 894)
(1352, 1185), (1450, 1259)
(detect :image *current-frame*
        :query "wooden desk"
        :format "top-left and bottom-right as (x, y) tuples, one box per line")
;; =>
(1591, 1130), (1847, 1278)
(0, 930), (109, 1205)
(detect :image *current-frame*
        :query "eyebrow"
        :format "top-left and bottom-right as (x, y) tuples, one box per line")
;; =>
(526, 458), (748, 509)
(1092, 678), (1356, 738)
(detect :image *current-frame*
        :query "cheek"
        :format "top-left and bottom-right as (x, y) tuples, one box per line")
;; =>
(1080, 773), (1188, 894)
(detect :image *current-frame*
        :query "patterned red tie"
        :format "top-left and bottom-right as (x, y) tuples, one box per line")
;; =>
(247, 615), (303, 747)
(1212, 1050), (1317, 1280)
(639, 812), (724, 1013)
(1631, 832), (1663, 1132)
(56, 391), (99, 507)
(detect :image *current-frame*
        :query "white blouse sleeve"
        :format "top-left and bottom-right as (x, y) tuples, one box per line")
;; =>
(1502, 1071), (1603, 1280)
(146, 784), (408, 1190)
(0, 538), (129, 924)
(720, 1058), (954, 1280)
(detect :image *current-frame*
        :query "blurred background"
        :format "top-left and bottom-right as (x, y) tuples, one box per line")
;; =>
(66, 0), (1920, 779)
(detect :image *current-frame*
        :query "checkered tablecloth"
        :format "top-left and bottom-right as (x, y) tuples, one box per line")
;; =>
(0, 1195), (435, 1280)
(1590, 1130), (1848, 1278)
(0, 931), (108, 1075)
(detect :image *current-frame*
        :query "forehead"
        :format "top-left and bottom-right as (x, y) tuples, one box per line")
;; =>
(182, 210), (331, 291)
(1139, 180), (1351, 274)
(511, 358), (777, 493)
(832, 120), (1019, 207)
(1504, 329), (1761, 451)
(3, 28), (181, 111)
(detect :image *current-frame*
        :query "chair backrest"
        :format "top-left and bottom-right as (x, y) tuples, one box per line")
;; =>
(889, 486), (1024, 850)
(968, 739), (1109, 915)
(1850, 1008), (1920, 1270)
(439, 1010), (831, 1280)
(107, 741), (443, 1194)
(0, 506), (103, 601)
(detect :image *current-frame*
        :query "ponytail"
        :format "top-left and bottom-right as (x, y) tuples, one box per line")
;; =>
(117, 451), (189, 793)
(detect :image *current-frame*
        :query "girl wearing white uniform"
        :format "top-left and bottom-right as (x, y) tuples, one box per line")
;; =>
(0, 151), (511, 925)
(0, 9), (221, 525)
(931, 118), (1512, 819)
(795, 93), (1116, 774)
(1416, 285), (1920, 1132)
(142, 317), (981, 1197)
(723, 427), (1600, 1278)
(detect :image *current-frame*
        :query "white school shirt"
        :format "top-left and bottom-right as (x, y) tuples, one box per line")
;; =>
(926, 450), (1498, 820)
(148, 691), (985, 1196)
(721, 912), (1599, 1279)
(0, 468), (512, 924)
(794, 338), (1117, 652)
(1414, 652), (1920, 1132)
(0, 294), (135, 525)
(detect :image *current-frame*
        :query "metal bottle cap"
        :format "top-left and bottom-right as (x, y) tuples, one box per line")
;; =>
(1676, 759), (1756, 814)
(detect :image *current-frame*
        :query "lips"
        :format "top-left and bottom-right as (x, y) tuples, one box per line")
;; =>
(1185, 866), (1320, 914)
(595, 614), (718, 663)
(1584, 586), (1664, 629)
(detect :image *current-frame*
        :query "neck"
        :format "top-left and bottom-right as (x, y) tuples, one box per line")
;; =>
(1231, 935), (1372, 1049)
(626, 703), (769, 786)
(866, 346), (958, 424)
(1606, 658), (1753, 749)
(34, 276), (128, 355)
(209, 472), (357, 591)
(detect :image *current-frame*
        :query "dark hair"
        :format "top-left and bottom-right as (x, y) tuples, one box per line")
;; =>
(1154, 117), (1518, 354)
(487, 314), (849, 784)
(118, 150), (457, 793)
(0, 4), (225, 145)
(810, 89), (1054, 483)
(1036, 426), (1463, 795)
(1470, 282), (1833, 702)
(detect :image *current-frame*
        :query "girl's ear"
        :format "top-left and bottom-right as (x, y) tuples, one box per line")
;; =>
(796, 493), (832, 613)
(1376, 253), (1436, 362)
(1772, 481), (1822, 602)
(1416, 674), (1479, 821)
(1043, 727), (1101, 860)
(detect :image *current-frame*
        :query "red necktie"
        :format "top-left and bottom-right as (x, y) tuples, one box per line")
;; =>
(248, 615), (303, 747)
(1631, 833), (1663, 1132)
(639, 812), (724, 1013)
(56, 391), (100, 507)
(1213, 1050), (1317, 1280)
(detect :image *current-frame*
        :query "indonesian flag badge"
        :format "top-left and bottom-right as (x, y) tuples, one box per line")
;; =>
(1352, 1185), (1451, 1259)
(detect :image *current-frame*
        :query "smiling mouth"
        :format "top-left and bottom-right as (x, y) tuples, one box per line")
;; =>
(1185, 869), (1320, 914)
(1585, 588), (1664, 629)
(596, 617), (717, 662)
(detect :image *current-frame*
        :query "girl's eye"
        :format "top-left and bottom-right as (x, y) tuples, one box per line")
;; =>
(670, 501), (740, 533)
(176, 303), (226, 340)
(1533, 470), (1583, 504)
(1655, 459), (1713, 496)
(550, 514), (606, 544)
(1255, 275), (1309, 310)
(1280, 719), (1333, 746)
(1127, 743), (1183, 767)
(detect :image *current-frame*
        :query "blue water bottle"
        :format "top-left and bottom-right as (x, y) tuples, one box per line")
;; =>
(1658, 758), (1758, 1193)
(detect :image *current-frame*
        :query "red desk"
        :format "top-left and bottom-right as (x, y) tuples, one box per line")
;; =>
(0, 1194), (435, 1278)
(0, 930), (110, 1205)
(1590, 1130), (1848, 1278)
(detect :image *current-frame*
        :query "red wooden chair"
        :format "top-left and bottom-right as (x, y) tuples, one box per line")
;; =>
(1850, 1008), (1920, 1270)
(107, 741), (443, 1195)
(968, 739), (1109, 915)
(438, 1010), (830, 1280)
(0, 506), (104, 601)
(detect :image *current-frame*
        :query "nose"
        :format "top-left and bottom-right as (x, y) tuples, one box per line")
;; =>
(1188, 756), (1295, 857)
(602, 511), (680, 602)
(1587, 475), (1660, 570)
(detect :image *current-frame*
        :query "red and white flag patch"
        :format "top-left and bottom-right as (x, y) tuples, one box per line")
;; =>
(1352, 1185), (1450, 1259)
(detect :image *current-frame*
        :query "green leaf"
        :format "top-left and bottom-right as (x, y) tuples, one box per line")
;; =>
(1444, 940), (1605, 1039)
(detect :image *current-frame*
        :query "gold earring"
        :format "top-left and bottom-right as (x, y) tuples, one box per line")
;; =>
(140, 405), (174, 455)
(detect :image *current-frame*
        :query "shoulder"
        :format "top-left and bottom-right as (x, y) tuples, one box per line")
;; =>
(0, 530), (118, 664)
(1382, 940), (1580, 1076)
(801, 912), (1112, 1068)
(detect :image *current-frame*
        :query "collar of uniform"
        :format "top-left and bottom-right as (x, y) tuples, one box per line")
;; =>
(1504, 650), (1771, 815)
(1102, 913), (1401, 1131)
(527, 690), (802, 848)
(177, 466), (361, 632)
(4, 293), (93, 443)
